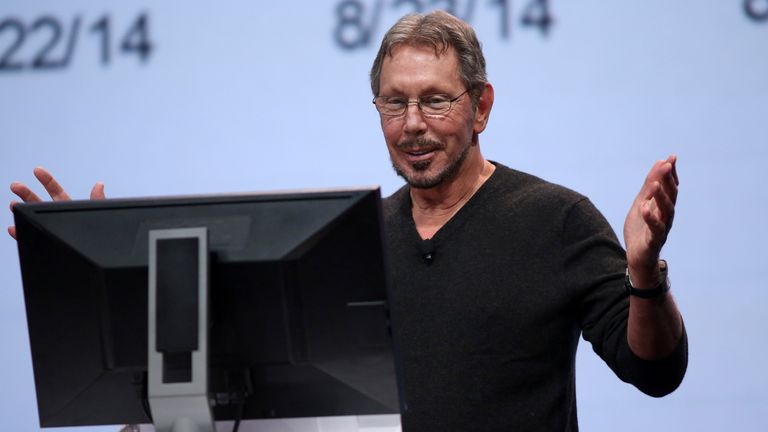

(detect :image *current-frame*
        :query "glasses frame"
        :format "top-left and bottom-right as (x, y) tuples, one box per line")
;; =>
(372, 89), (469, 117)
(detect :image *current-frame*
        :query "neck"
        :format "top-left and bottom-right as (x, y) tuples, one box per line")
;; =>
(411, 150), (493, 210)
(410, 150), (495, 239)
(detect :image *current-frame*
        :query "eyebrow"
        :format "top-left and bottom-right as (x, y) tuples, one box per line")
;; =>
(380, 86), (455, 97)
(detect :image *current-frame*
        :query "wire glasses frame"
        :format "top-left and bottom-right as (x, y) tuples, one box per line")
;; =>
(372, 89), (469, 117)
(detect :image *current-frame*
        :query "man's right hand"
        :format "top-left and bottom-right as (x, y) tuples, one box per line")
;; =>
(8, 167), (105, 239)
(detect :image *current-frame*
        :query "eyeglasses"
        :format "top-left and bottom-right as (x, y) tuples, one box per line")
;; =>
(372, 90), (469, 117)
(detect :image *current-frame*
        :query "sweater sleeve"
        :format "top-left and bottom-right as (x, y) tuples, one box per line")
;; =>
(559, 198), (688, 397)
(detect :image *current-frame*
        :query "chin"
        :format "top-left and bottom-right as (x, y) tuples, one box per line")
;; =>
(392, 146), (471, 189)
(394, 162), (449, 189)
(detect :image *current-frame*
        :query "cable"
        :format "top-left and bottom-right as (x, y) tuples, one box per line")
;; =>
(231, 389), (245, 432)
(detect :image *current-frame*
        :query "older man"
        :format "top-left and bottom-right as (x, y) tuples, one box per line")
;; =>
(371, 11), (686, 431)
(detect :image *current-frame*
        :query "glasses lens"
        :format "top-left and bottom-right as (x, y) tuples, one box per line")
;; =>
(420, 95), (452, 115)
(376, 97), (406, 115)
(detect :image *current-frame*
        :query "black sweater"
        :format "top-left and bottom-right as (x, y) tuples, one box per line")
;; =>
(383, 163), (687, 432)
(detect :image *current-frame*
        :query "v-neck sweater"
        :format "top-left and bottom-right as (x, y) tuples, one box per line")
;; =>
(382, 162), (688, 432)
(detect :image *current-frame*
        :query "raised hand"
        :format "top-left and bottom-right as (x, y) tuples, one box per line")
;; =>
(8, 167), (104, 239)
(623, 155), (679, 288)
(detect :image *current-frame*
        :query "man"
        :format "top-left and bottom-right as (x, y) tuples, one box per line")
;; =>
(9, 10), (686, 432)
(371, 10), (686, 431)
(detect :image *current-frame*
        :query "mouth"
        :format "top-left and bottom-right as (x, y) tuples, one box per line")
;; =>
(398, 138), (443, 164)
(404, 148), (437, 162)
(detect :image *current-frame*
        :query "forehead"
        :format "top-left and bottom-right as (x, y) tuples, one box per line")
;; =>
(379, 44), (462, 94)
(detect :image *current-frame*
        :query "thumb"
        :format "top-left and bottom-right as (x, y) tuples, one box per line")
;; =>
(90, 182), (106, 200)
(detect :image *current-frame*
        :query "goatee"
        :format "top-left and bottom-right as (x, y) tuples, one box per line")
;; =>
(391, 138), (471, 189)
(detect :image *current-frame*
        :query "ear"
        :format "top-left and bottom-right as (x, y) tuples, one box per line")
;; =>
(473, 83), (494, 135)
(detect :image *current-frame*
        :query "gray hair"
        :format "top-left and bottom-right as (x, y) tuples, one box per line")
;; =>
(369, 11), (487, 105)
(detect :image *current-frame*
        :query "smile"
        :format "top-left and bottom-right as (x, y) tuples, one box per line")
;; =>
(404, 149), (436, 162)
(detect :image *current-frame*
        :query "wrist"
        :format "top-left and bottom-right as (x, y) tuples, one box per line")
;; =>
(626, 260), (669, 299)
(627, 260), (664, 289)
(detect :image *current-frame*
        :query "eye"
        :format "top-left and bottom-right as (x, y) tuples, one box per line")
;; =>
(383, 97), (407, 108)
(421, 95), (451, 109)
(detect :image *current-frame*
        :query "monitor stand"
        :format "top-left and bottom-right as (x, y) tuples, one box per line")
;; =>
(147, 228), (215, 432)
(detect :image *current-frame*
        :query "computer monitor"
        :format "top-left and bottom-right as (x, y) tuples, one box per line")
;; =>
(13, 187), (401, 428)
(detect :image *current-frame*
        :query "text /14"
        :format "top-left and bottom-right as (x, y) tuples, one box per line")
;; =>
(333, 0), (553, 50)
(0, 12), (153, 72)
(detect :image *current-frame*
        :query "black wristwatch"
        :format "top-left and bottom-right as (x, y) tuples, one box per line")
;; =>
(625, 261), (670, 299)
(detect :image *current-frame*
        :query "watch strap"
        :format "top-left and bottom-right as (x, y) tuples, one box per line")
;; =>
(625, 261), (670, 299)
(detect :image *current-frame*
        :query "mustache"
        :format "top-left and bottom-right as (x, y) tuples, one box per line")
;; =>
(397, 137), (445, 151)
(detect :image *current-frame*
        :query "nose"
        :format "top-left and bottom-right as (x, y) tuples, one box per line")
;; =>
(403, 101), (427, 136)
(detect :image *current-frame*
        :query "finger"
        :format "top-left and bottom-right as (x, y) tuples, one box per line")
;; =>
(641, 202), (667, 247)
(651, 182), (676, 230)
(10, 182), (43, 203)
(659, 164), (678, 205)
(8, 200), (19, 239)
(90, 182), (105, 200)
(667, 154), (679, 186)
(33, 167), (71, 201)
(645, 184), (665, 222)
(638, 159), (666, 201)
(642, 160), (677, 207)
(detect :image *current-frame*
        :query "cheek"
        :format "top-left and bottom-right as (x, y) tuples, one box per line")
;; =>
(381, 120), (402, 146)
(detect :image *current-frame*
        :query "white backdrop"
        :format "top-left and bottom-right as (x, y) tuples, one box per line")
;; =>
(2, 1), (767, 431)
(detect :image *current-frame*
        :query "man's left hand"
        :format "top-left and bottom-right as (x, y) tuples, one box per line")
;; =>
(623, 155), (679, 288)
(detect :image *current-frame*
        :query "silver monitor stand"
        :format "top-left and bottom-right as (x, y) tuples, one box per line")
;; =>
(148, 228), (214, 432)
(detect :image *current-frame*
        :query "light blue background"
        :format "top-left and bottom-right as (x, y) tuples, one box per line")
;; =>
(2, 1), (767, 430)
